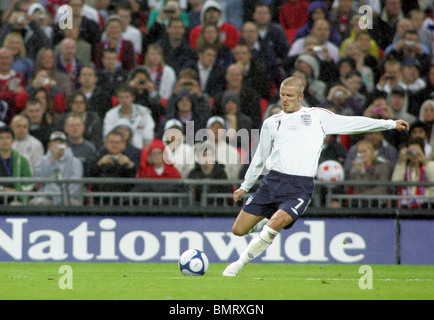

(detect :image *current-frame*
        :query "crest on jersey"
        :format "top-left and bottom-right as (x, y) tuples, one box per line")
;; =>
(301, 114), (312, 126)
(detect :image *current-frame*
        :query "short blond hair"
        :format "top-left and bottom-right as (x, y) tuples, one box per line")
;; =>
(280, 77), (305, 95)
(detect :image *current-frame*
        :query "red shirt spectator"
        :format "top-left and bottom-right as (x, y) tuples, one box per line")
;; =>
(279, 0), (309, 31)
(137, 139), (182, 179)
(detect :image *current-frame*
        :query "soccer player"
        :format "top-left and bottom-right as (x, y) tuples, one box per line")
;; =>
(223, 77), (409, 276)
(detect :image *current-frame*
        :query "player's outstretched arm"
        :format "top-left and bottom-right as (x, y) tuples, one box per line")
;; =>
(233, 188), (246, 201)
(395, 119), (409, 131)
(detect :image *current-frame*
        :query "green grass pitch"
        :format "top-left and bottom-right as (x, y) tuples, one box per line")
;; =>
(0, 262), (433, 300)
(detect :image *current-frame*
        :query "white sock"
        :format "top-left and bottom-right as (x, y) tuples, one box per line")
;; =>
(248, 218), (269, 234)
(238, 225), (278, 266)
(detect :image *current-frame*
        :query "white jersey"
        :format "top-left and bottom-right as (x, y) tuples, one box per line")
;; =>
(241, 107), (396, 192)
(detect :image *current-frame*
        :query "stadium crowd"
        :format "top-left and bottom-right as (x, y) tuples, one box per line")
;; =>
(0, 0), (433, 208)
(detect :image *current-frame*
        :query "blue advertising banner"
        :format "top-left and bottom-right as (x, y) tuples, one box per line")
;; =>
(0, 216), (430, 264)
(400, 220), (434, 265)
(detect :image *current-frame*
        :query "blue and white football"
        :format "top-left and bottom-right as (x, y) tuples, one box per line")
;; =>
(178, 249), (209, 276)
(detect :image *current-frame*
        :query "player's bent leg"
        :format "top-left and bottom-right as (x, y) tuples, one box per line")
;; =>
(223, 210), (293, 277)
(231, 209), (267, 236)
(266, 209), (294, 233)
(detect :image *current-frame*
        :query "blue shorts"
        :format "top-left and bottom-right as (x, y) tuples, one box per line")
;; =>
(242, 170), (313, 229)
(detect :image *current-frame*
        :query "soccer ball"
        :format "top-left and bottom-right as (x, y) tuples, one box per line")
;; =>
(178, 249), (209, 276)
(317, 160), (345, 181)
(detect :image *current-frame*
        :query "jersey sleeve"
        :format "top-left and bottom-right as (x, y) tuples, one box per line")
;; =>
(315, 108), (397, 135)
(240, 119), (273, 192)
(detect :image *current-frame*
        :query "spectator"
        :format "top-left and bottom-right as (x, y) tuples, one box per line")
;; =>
(94, 15), (136, 72)
(392, 137), (434, 208)
(157, 88), (207, 141)
(97, 118), (142, 172)
(147, 0), (189, 30)
(0, 48), (27, 122)
(34, 47), (73, 98)
(30, 86), (66, 126)
(400, 57), (426, 94)
(103, 84), (155, 150)
(349, 139), (391, 201)
(380, 29), (431, 77)
(419, 65), (433, 104)
(204, 115), (241, 180)
(63, 113), (98, 177)
(143, 43), (176, 100)
(77, 65), (113, 122)
(10, 114), (44, 174)
(187, 141), (232, 204)
(279, 0), (309, 31)
(2, 32), (34, 84)
(233, 43), (270, 101)
(329, 0), (356, 40)
(387, 85), (417, 126)
(293, 1), (342, 48)
(217, 0), (244, 30)
(93, 130), (136, 205)
(161, 118), (195, 178)
(418, 99), (434, 148)
(127, 67), (164, 128)
(137, 138), (182, 179)
(164, 67), (211, 119)
(184, 44), (225, 98)
(154, 17), (196, 75)
(31, 131), (83, 206)
(114, 2), (143, 60)
(212, 63), (262, 130)
(342, 40), (375, 93)
(384, 18), (414, 55)
(344, 130), (399, 177)
(252, 3), (290, 63)
(0, 125), (33, 205)
(195, 23), (235, 70)
(409, 121), (433, 159)
(95, 48), (129, 98)
(239, 21), (281, 89)
(217, 91), (253, 149)
(370, 0), (404, 50)
(376, 59), (404, 94)
(0, 7), (51, 60)
(189, 0), (239, 50)
(22, 97), (53, 151)
(54, 25), (92, 66)
(52, 0), (102, 52)
(292, 54), (328, 103)
(288, 19), (340, 63)
(55, 38), (84, 91)
(187, 0), (204, 29)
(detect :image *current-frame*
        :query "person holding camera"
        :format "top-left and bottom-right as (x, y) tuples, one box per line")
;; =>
(31, 131), (83, 206)
(93, 130), (136, 205)
(147, 0), (189, 30)
(392, 137), (434, 208)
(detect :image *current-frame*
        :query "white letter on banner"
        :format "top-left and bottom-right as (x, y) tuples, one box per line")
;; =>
(96, 219), (118, 260)
(69, 222), (95, 261)
(119, 231), (160, 261)
(329, 232), (365, 263)
(0, 218), (27, 260)
(284, 221), (328, 262)
(161, 231), (203, 260)
(28, 230), (67, 260)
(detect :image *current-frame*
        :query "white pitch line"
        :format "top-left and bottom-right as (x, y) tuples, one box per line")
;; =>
(305, 278), (432, 282)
